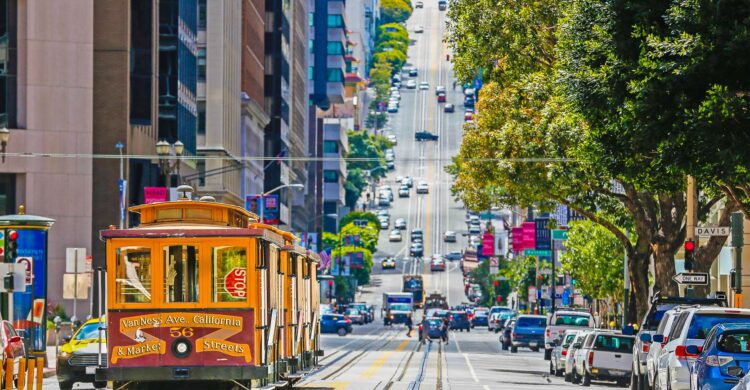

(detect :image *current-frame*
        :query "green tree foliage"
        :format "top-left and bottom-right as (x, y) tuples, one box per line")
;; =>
(369, 62), (393, 103)
(344, 169), (368, 208)
(340, 211), (381, 230)
(380, 0), (412, 24)
(500, 256), (536, 304)
(373, 50), (407, 73)
(344, 130), (393, 206)
(375, 40), (408, 55)
(560, 220), (624, 304)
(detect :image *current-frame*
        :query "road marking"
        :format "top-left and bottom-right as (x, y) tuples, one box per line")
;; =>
(360, 339), (411, 379)
(463, 353), (480, 383)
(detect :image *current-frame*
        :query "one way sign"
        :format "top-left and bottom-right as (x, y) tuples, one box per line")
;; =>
(672, 272), (709, 285)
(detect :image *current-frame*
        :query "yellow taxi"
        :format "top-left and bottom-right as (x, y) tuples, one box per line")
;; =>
(56, 317), (106, 390)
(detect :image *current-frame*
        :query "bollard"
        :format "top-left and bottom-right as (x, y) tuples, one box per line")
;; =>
(25, 359), (35, 390)
(4, 358), (13, 390)
(17, 358), (26, 390)
(35, 358), (43, 389)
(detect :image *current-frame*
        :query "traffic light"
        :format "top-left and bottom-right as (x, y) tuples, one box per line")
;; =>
(496, 295), (502, 303)
(493, 280), (500, 288)
(684, 239), (696, 271)
(6, 230), (18, 262)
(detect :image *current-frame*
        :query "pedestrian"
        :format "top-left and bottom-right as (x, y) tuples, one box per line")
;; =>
(441, 318), (449, 343)
(405, 314), (414, 337)
(452, 80), (457, 90)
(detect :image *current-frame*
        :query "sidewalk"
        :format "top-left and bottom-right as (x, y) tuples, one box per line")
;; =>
(43, 346), (57, 378)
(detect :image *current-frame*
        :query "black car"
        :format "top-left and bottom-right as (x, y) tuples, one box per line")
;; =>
(444, 103), (455, 113)
(409, 68), (418, 77)
(464, 97), (475, 109)
(415, 130), (438, 141)
(500, 318), (516, 350)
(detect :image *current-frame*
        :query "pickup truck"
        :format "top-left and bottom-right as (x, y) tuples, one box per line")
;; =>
(510, 315), (547, 353)
(544, 310), (595, 360)
(573, 330), (634, 386)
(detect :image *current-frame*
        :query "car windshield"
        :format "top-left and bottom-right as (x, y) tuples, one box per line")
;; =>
(426, 319), (442, 327)
(644, 303), (680, 330)
(593, 335), (634, 352)
(74, 322), (101, 340)
(346, 309), (358, 315)
(688, 314), (750, 339)
(563, 333), (577, 346)
(390, 304), (411, 311)
(517, 317), (547, 327)
(717, 331), (750, 353)
(555, 314), (590, 326)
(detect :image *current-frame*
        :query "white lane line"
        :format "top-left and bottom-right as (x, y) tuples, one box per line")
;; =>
(463, 353), (480, 383)
(483, 386), (490, 390)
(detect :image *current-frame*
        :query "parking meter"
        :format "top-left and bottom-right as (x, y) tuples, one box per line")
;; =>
(54, 316), (61, 356)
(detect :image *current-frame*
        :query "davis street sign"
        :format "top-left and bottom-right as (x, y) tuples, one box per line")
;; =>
(672, 272), (709, 285)
(524, 249), (552, 257)
(552, 229), (568, 240)
(695, 226), (731, 237)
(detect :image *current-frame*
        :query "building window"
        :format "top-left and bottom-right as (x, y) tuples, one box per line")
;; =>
(308, 12), (314, 26)
(308, 66), (314, 81)
(198, 48), (206, 81)
(323, 141), (338, 153)
(326, 42), (344, 55)
(197, 159), (206, 186)
(326, 68), (344, 82)
(327, 14), (344, 28)
(198, 0), (207, 29)
(309, 39), (314, 53)
(197, 101), (206, 135)
(0, 0), (17, 129)
(323, 170), (338, 183)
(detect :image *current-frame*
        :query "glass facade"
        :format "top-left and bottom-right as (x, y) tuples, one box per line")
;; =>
(130, 0), (153, 124)
(0, 0), (17, 128)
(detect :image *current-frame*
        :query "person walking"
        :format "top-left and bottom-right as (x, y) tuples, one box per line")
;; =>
(441, 317), (449, 344)
(405, 314), (414, 337)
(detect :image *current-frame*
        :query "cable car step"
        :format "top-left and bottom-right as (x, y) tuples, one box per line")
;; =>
(259, 381), (289, 390)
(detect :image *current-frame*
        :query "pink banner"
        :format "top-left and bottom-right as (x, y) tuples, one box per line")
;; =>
(512, 227), (525, 252)
(522, 222), (536, 250)
(482, 233), (495, 256)
(144, 187), (168, 204)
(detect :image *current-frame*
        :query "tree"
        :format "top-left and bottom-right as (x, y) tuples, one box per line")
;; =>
(375, 40), (408, 56)
(500, 255), (535, 305)
(380, 0), (412, 24)
(369, 62), (393, 103)
(340, 211), (381, 231)
(376, 23), (410, 45)
(560, 220), (625, 305)
(344, 169), (368, 208)
(347, 130), (390, 176)
(373, 50), (407, 72)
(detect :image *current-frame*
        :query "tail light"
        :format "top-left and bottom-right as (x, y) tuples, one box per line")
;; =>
(705, 355), (734, 366)
(546, 328), (551, 338)
(642, 344), (650, 353)
(588, 351), (594, 366)
(512, 332), (516, 339)
(562, 350), (567, 356)
(345, 319), (352, 324)
(674, 345), (700, 358)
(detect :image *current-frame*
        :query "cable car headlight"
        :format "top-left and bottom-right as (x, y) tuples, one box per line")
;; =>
(172, 338), (192, 358)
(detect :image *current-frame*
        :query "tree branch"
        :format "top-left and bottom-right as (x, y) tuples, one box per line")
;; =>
(551, 196), (633, 254)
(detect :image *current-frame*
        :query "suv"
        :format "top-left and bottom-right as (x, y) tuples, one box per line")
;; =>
(654, 307), (750, 390)
(573, 330), (634, 386)
(415, 130), (438, 141)
(449, 311), (471, 331)
(544, 309), (595, 360)
(510, 315), (547, 353)
(630, 296), (726, 390)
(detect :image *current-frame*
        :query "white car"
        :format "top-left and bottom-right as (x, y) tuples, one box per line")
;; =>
(416, 181), (429, 194)
(387, 134), (398, 144)
(656, 307), (750, 390)
(394, 218), (407, 230)
(387, 104), (398, 113)
(443, 230), (456, 242)
(396, 175), (404, 183)
(544, 310), (595, 360)
(572, 330), (634, 386)
(551, 330), (579, 376)
(646, 308), (682, 389)
(388, 229), (402, 242)
(406, 80), (417, 89)
(565, 331), (592, 382)
(398, 186), (410, 198)
(403, 176), (414, 188)
(414, 25), (424, 33)
(419, 81), (429, 90)
(381, 257), (397, 269)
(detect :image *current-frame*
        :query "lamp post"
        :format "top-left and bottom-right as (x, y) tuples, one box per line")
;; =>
(156, 139), (184, 185)
(115, 142), (125, 229)
(0, 127), (10, 163)
(366, 166), (387, 208)
(259, 183), (305, 224)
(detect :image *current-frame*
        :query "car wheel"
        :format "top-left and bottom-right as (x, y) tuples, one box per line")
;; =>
(531, 347), (539, 352)
(510, 346), (518, 353)
(565, 372), (572, 382)
(94, 381), (108, 389)
(581, 370), (591, 387)
(467, 327), (471, 332)
(337, 328), (348, 336)
(58, 381), (74, 390)
(544, 349), (552, 360)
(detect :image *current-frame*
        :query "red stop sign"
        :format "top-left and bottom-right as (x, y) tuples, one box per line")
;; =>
(224, 268), (247, 298)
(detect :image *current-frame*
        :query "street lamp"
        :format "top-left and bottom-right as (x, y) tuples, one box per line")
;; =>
(0, 127), (10, 163)
(259, 183), (305, 223)
(156, 139), (184, 184)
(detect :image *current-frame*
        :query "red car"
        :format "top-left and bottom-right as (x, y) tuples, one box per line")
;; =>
(437, 92), (446, 103)
(0, 320), (26, 377)
(464, 111), (474, 121)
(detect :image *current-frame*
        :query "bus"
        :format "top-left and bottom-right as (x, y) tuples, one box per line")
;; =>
(402, 275), (425, 308)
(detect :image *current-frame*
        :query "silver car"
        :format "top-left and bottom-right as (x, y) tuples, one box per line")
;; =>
(565, 330), (591, 382)
(550, 330), (579, 377)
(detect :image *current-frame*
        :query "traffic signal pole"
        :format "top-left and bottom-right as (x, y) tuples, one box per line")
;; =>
(685, 176), (698, 297)
(732, 212), (744, 307)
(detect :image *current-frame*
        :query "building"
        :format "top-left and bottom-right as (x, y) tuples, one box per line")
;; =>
(265, 0), (310, 230)
(93, 0), (197, 287)
(309, 0), (348, 233)
(0, 0), (93, 317)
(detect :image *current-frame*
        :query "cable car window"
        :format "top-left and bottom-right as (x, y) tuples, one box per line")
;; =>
(212, 246), (248, 302)
(164, 245), (200, 303)
(115, 247), (152, 303)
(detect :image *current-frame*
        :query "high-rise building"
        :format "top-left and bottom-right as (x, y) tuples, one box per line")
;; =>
(265, 0), (309, 230)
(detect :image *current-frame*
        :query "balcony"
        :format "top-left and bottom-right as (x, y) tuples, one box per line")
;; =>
(323, 181), (345, 204)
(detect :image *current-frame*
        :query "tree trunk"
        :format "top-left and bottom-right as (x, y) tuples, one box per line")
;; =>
(629, 249), (651, 322)
(653, 248), (678, 296)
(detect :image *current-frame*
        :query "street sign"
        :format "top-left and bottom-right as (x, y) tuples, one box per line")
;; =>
(552, 229), (568, 240)
(224, 267), (248, 298)
(524, 249), (552, 257)
(695, 226), (731, 237)
(672, 272), (709, 285)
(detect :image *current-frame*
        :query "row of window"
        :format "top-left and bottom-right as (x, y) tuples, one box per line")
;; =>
(307, 68), (345, 82)
(308, 13), (345, 28)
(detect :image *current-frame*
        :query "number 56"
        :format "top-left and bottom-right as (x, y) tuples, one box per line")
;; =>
(169, 327), (194, 338)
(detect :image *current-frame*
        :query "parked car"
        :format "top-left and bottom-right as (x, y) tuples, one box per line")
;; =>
(630, 296), (727, 390)
(550, 329), (579, 376)
(572, 330), (634, 386)
(430, 258), (446, 272)
(472, 309), (489, 327)
(445, 251), (462, 261)
(544, 309), (595, 360)
(464, 111), (474, 121)
(381, 257), (397, 269)
(379, 218), (389, 229)
(416, 181), (430, 194)
(57, 318), (102, 390)
(411, 228), (424, 242)
(320, 314), (352, 336)
(565, 331), (592, 382)
(645, 308), (682, 390)
(415, 1), (424, 8)
(436, 85), (446, 95)
(501, 318), (516, 350)
(348, 303), (374, 323)
(489, 313), (504, 333)
(389, 229), (402, 242)
(387, 104), (399, 113)
(511, 315), (548, 353)
(468, 224), (481, 235)
(449, 311), (471, 332)
(414, 25), (424, 33)
(444, 103), (455, 113)
(406, 80), (417, 89)
(415, 130), (439, 141)
(690, 323), (750, 390)
(409, 68), (418, 77)
(655, 307), (750, 390)
(345, 308), (365, 325)
(387, 134), (398, 144)
(443, 230), (456, 242)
